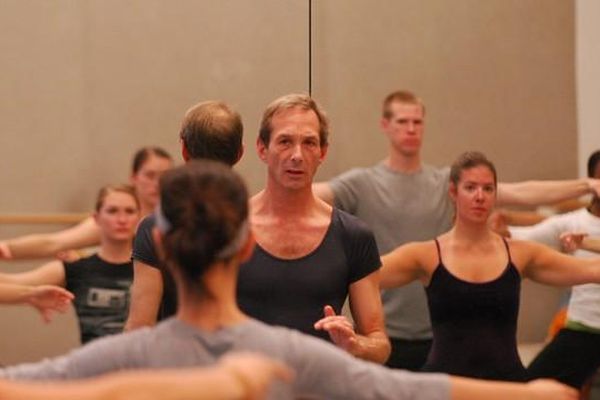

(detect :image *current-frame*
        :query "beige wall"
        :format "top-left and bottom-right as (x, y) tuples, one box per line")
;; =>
(0, 0), (310, 364)
(0, 0), (576, 363)
(577, 0), (600, 175)
(313, 0), (576, 182)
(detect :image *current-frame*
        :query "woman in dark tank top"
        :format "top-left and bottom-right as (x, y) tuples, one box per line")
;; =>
(380, 151), (600, 381)
(423, 237), (525, 380)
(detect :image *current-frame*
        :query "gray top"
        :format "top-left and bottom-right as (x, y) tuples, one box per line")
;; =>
(331, 162), (454, 339)
(1, 318), (450, 400)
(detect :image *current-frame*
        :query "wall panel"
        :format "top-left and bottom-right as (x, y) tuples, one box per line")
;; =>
(0, 0), (308, 364)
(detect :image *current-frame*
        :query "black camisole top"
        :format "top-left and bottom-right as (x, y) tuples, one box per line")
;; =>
(422, 238), (528, 381)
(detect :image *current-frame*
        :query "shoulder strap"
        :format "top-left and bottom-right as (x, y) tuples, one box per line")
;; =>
(501, 237), (513, 263)
(434, 238), (443, 265)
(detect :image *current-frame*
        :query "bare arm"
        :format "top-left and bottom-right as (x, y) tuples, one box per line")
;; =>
(379, 242), (428, 289)
(0, 260), (65, 287)
(0, 353), (293, 400)
(495, 209), (548, 227)
(450, 377), (577, 400)
(580, 236), (600, 253)
(560, 232), (600, 253)
(497, 178), (599, 207)
(518, 240), (600, 286)
(0, 217), (100, 260)
(0, 283), (73, 322)
(0, 283), (72, 305)
(124, 260), (163, 330)
(313, 270), (391, 363)
(312, 182), (335, 205)
(346, 270), (391, 363)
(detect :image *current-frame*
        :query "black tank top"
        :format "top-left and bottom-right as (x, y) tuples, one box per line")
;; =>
(422, 238), (528, 381)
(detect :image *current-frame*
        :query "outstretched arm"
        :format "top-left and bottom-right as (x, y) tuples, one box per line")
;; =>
(295, 323), (577, 400)
(0, 283), (73, 322)
(493, 209), (547, 228)
(579, 236), (600, 253)
(0, 217), (100, 260)
(0, 353), (293, 400)
(497, 178), (599, 207)
(450, 377), (577, 400)
(314, 271), (391, 364)
(0, 260), (65, 287)
(0, 261), (68, 321)
(560, 232), (600, 254)
(0, 283), (72, 305)
(518, 240), (600, 286)
(380, 242), (428, 289)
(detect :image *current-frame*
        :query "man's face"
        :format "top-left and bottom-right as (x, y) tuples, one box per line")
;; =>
(257, 107), (327, 191)
(381, 102), (424, 157)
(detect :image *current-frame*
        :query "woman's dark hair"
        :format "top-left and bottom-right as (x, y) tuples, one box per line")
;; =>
(449, 151), (498, 187)
(158, 160), (248, 293)
(131, 146), (173, 175)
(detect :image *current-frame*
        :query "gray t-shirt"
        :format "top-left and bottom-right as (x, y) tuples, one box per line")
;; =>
(330, 162), (454, 339)
(1, 318), (450, 400)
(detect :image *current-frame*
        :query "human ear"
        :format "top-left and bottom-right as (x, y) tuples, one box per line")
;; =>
(256, 138), (268, 163)
(449, 182), (458, 201)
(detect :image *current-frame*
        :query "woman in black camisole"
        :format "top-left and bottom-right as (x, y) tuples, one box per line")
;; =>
(380, 151), (600, 381)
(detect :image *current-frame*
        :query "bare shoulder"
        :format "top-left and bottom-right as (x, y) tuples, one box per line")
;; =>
(505, 237), (543, 254)
(504, 237), (546, 271)
(414, 240), (441, 271)
(387, 240), (438, 267)
(406, 240), (437, 253)
(314, 196), (333, 217)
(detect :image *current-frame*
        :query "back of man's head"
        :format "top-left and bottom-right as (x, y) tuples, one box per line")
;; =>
(179, 101), (243, 166)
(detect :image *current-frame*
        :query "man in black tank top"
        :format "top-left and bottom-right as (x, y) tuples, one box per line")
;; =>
(237, 94), (390, 364)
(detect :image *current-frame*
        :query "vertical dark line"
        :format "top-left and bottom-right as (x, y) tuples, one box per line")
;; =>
(308, 0), (312, 95)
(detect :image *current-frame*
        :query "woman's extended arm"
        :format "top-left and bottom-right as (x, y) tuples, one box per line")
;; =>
(0, 283), (73, 322)
(0, 217), (100, 260)
(0, 353), (292, 400)
(0, 260), (66, 287)
(380, 242), (429, 289)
